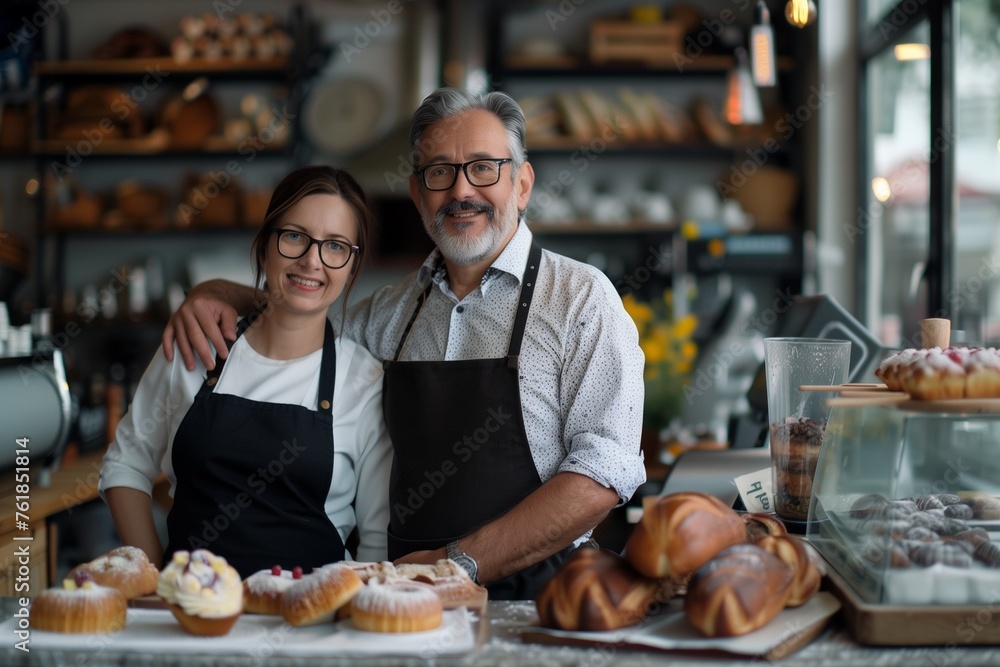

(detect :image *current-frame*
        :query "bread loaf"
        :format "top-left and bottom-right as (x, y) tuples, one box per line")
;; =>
(625, 492), (746, 579)
(741, 512), (788, 543)
(535, 547), (678, 632)
(753, 535), (821, 607)
(684, 544), (794, 637)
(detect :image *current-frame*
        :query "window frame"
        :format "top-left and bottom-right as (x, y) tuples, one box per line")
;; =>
(858, 0), (957, 321)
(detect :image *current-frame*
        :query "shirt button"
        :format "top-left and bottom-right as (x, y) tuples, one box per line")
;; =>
(456, 306), (465, 313)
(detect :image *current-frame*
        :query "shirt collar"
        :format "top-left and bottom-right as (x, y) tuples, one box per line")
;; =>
(416, 221), (535, 290)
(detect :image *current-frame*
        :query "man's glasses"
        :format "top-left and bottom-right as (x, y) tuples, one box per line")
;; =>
(273, 229), (359, 269)
(415, 158), (513, 191)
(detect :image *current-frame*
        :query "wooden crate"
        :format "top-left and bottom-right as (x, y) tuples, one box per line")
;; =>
(589, 20), (685, 66)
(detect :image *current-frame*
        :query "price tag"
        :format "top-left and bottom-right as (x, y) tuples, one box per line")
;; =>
(735, 467), (774, 514)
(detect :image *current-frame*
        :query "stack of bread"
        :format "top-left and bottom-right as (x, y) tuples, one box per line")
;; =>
(535, 492), (822, 637)
(875, 346), (1000, 400)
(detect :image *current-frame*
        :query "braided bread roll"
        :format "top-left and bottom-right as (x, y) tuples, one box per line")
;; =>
(740, 512), (788, 543)
(535, 547), (677, 631)
(684, 544), (794, 637)
(754, 535), (821, 607)
(625, 492), (746, 579)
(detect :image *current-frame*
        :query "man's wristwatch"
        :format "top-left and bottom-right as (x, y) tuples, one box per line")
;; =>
(446, 541), (479, 584)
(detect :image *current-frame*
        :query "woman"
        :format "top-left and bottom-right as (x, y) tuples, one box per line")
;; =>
(100, 166), (391, 577)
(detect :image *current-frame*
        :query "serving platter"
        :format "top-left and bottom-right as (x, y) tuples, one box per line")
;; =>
(519, 593), (841, 660)
(0, 606), (476, 659)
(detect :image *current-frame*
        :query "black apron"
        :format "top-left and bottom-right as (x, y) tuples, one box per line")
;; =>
(383, 243), (575, 600)
(165, 316), (346, 578)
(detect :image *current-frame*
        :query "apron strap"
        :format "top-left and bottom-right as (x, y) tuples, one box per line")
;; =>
(506, 243), (542, 363)
(204, 310), (262, 388)
(392, 285), (432, 362)
(316, 319), (337, 413)
(392, 243), (544, 366)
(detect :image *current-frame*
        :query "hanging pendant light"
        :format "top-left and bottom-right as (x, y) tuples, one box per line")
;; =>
(750, 1), (777, 87)
(785, 0), (817, 28)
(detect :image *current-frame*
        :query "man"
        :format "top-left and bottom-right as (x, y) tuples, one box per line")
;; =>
(163, 88), (646, 599)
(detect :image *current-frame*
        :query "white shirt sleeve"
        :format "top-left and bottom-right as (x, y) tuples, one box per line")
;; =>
(554, 270), (647, 505)
(329, 338), (392, 562)
(99, 345), (199, 499)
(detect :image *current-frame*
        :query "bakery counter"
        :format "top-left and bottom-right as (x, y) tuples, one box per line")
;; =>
(3, 597), (1000, 666)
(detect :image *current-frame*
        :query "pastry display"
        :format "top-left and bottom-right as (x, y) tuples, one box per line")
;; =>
(684, 544), (794, 638)
(350, 580), (444, 633)
(157, 549), (243, 637)
(624, 491), (746, 579)
(30, 571), (127, 634)
(535, 547), (677, 632)
(834, 492), (1000, 604)
(280, 564), (363, 627)
(242, 565), (305, 615)
(67, 546), (160, 600)
(875, 346), (1000, 399)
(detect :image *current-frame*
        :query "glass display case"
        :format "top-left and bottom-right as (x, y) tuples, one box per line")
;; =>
(807, 402), (1000, 607)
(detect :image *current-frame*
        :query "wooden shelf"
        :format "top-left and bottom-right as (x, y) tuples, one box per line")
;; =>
(44, 222), (255, 235)
(32, 134), (290, 158)
(502, 54), (795, 76)
(35, 56), (290, 78)
(526, 137), (738, 158)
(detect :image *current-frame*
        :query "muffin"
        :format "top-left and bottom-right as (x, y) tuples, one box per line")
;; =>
(157, 549), (243, 636)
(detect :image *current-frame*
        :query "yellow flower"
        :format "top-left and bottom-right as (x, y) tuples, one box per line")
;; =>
(622, 289), (699, 431)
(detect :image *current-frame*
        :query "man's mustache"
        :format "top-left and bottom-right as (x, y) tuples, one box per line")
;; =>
(436, 200), (493, 219)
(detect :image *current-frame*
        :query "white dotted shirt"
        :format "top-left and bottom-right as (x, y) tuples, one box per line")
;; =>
(342, 222), (647, 515)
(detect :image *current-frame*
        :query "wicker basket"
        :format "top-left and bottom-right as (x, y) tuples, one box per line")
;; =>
(589, 20), (685, 66)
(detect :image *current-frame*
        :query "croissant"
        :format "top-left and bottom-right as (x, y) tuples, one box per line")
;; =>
(625, 492), (746, 579)
(684, 544), (794, 637)
(535, 547), (678, 631)
(754, 535), (821, 607)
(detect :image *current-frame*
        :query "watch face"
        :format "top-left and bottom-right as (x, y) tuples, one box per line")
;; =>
(454, 554), (477, 579)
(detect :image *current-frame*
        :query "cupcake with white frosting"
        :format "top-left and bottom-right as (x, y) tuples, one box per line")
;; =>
(158, 549), (243, 636)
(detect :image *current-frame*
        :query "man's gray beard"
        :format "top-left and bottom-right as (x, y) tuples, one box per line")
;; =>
(422, 191), (519, 266)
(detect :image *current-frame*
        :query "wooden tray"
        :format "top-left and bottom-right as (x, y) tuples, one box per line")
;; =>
(826, 395), (1000, 413)
(825, 565), (1000, 645)
(807, 384), (1000, 413)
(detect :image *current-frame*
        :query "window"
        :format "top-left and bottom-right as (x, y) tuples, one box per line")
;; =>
(860, 1), (1000, 347)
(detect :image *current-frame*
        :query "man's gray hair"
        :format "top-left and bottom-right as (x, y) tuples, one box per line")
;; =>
(409, 88), (527, 170)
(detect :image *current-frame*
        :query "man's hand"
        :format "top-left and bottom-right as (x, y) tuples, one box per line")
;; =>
(162, 279), (251, 371)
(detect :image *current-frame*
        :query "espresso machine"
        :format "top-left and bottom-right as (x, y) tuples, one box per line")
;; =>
(0, 307), (73, 483)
